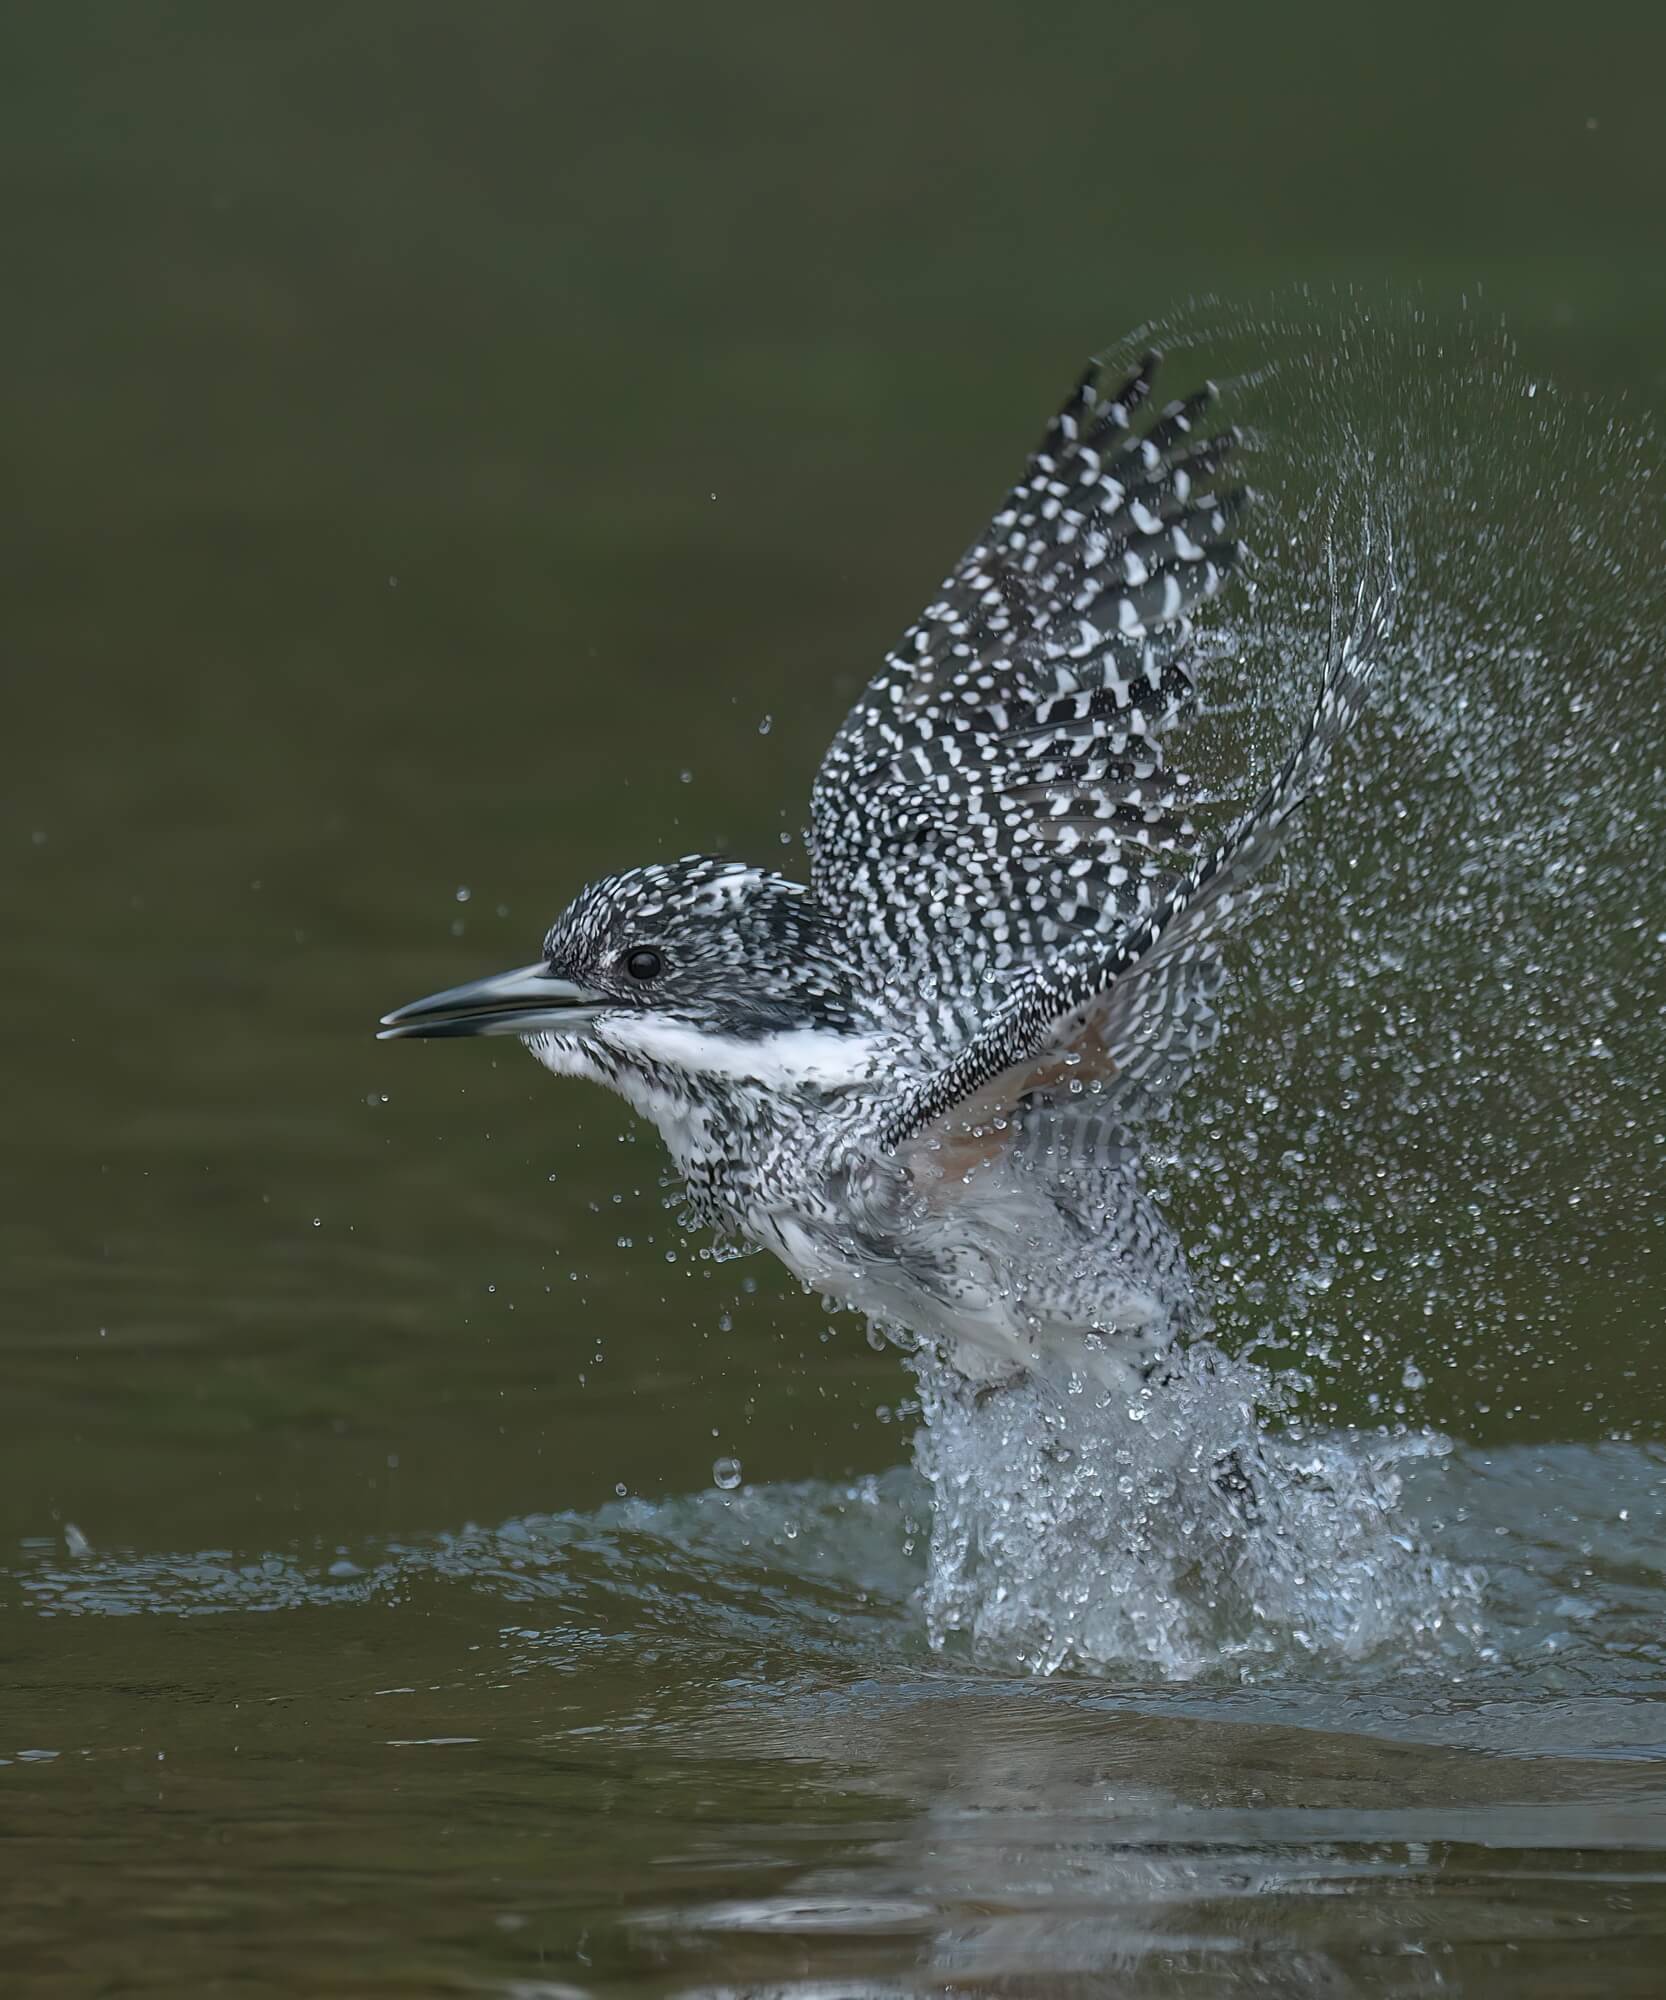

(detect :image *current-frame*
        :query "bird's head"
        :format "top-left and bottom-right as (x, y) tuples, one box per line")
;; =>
(379, 857), (879, 1146)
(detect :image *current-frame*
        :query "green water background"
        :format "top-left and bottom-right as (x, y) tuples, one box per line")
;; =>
(3, 6), (1664, 1993)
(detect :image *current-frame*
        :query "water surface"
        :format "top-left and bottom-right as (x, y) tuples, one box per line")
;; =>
(4, 6), (1665, 1994)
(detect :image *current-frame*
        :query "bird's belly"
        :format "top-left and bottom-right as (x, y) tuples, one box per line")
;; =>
(763, 1199), (1174, 1395)
(766, 1215), (1021, 1384)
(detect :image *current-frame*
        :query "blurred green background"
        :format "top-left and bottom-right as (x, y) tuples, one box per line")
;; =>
(3, 1), (1663, 1552)
(3, 6), (1666, 1993)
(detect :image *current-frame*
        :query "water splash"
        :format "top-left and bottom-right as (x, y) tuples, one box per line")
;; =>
(14, 1437), (1666, 1704)
(1104, 290), (1666, 1432)
(890, 293), (1664, 1671)
(909, 1343), (1481, 1677)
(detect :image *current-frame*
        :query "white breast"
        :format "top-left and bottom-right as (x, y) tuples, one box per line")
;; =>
(596, 1015), (887, 1091)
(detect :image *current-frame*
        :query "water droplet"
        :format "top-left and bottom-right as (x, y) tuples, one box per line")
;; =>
(712, 1457), (743, 1491)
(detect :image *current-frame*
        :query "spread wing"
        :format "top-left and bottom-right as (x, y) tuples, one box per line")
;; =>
(884, 566), (1395, 1185)
(808, 351), (1248, 1024)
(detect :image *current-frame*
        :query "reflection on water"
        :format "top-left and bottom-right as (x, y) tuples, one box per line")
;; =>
(5, 0), (1666, 1985)
(636, 1694), (1666, 1999)
(10, 1435), (1666, 1993)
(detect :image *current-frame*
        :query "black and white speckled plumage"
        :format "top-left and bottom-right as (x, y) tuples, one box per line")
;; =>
(384, 354), (1393, 1391)
(812, 354), (1247, 1033)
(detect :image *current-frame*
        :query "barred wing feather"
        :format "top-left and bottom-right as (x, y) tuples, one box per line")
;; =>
(888, 566), (1396, 1183)
(809, 353), (1248, 1018)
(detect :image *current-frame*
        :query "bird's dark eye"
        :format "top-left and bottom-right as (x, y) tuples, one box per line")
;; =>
(624, 947), (664, 983)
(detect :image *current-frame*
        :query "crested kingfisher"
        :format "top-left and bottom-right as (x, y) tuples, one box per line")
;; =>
(380, 353), (1390, 1394)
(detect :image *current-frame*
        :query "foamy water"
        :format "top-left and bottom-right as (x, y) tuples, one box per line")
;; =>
(909, 1345), (1482, 1677)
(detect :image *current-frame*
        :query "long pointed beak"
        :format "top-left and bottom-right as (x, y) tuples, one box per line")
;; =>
(377, 963), (608, 1041)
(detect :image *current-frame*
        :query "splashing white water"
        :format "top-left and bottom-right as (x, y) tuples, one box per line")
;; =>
(909, 1343), (1482, 1677)
(1110, 292), (1666, 1432)
(889, 292), (1664, 1672)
